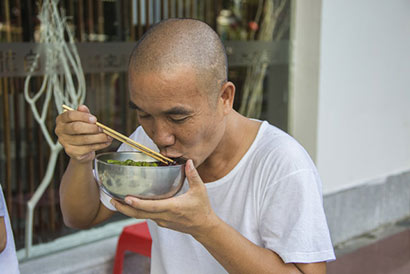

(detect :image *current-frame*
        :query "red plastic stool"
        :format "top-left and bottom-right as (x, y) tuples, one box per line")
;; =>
(113, 221), (152, 274)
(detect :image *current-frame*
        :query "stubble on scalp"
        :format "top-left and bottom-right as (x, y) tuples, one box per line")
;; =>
(128, 18), (228, 106)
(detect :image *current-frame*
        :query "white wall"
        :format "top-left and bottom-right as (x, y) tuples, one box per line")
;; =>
(288, 0), (322, 162)
(316, 0), (410, 193)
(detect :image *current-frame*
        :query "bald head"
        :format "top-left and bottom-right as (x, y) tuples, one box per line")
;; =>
(129, 19), (228, 101)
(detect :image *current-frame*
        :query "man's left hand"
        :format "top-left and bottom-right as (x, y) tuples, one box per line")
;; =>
(110, 159), (219, 238)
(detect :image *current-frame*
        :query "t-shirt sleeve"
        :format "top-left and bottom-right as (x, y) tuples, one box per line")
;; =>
(259, 169), (335, 263)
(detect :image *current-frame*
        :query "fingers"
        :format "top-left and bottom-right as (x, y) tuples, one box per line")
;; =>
(62, 121), (101, 136)
(110, 199), (167, 219)
(58, 108), (97, 125)
(185, 159), (203, 189)
(67, 133), (112, 146)
(55, 105), (112, 161)
(63, 141), (112, 160)
(123, 196), (173, 214)
(77, 104), (91, 113)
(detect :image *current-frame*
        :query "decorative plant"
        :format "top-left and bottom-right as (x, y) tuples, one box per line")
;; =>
(23, 0), (85, 258)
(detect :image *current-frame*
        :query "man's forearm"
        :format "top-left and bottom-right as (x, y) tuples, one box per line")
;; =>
(59, 159), (101, 228)
(193, 215), (302, 274)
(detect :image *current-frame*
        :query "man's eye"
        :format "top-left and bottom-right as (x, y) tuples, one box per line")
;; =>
(170, 116), (189, 123)
(138, 113), (151, 119)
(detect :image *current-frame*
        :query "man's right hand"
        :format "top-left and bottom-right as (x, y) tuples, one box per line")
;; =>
(55, 105), (113, 163)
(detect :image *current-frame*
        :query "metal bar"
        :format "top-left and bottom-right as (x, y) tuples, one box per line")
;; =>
(15, 0), (24, 242)
(15, 0), (23, 39)
(3, 0), (13, 213)
(36, 102), (44, 239)
(204, 0), (208, 25)
(46, 103), (55, 233)
(126, 2), (134, 134)
(78, 0), (85, 41)
(97, 0), (106, 124)
(145, 0), (150, 29)
(97, 0), (104, 39)
(98, 73), (105, 124)
(160, 0), (164, 19)
(153, 0), (157, 23)
(115, 0), (123, 40)
(137, 0), (143, 38)
(25, 85), (34, 194)
(89, 74), (96, 119)
(13, 78), (23, 237)
(88, 0), (97, 163)
(215, 0), (222, 27)
(190, 0), (194, 18)
(123, 0), (130, 40)
(130, 0), (136, 40)
(21, 0), (32, 41)
(87, 0), (94, 37)
(126, 73), (132, 137)
(69, 0), (75, 30)
(4, 0), (12, 42)
(56, 151), (65, 233)
(1, 78), (12, 212)
(168, 0), (171, 18)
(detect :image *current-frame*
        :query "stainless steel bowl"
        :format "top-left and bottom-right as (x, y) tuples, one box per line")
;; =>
(95, 151), (185, 200)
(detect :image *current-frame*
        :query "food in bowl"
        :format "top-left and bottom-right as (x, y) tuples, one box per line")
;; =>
(107, 159), (160, 167)
(95, 151), (186, 200)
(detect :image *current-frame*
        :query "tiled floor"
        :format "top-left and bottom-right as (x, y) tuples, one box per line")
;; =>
(328, 229), (410, 274)
(125, 230), (410, 274)
(123, 228), (410, 274)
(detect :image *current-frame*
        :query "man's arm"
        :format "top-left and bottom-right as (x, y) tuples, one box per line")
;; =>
(111, 160), (327, 274)
(0, 217), (6, 253)
(59, 159), (114, 229)
(194, 214), (325, 274)
(56, 105), (114, 228)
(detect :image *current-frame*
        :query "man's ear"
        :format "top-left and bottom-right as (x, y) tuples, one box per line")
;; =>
(219, 81), (235, 115)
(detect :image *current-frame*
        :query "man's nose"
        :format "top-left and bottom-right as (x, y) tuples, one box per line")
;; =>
(151, 120), (175, 148)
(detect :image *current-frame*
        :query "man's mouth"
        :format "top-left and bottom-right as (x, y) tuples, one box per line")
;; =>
(160, 152), (183, 159)
(160, 153), (186, 165)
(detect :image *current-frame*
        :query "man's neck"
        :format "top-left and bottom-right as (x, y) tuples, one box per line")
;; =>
(197, 111), (261, 183)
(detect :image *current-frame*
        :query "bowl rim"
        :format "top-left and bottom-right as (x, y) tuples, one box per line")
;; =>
(95, 151), (186, 168)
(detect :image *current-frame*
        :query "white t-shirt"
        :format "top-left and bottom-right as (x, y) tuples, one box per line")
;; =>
(100, 121), (335, 273)
(0, 185), (20, 274)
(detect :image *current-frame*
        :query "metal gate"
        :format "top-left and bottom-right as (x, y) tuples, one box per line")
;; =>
(0, 0), (290, 259)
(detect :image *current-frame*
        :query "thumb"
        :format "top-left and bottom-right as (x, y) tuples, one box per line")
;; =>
(185, 159), (203, 188)
(77, 104), (91, 114)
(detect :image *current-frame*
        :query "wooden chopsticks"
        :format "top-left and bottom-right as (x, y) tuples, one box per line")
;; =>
(62, 104), (174, 165)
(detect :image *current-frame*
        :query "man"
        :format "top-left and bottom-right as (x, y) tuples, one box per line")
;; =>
(55, 19), (335, 273)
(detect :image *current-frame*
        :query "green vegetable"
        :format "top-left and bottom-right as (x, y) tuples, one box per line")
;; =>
(107, 159), (159, 167)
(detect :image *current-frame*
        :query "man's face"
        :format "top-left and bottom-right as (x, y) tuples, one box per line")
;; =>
(128, 66), (226, 167)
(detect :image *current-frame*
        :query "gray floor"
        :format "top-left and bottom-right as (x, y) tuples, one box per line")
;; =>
(19, 217), (410, 273)
(328, 217), (410, 274)
(19, 236), (150, 274)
